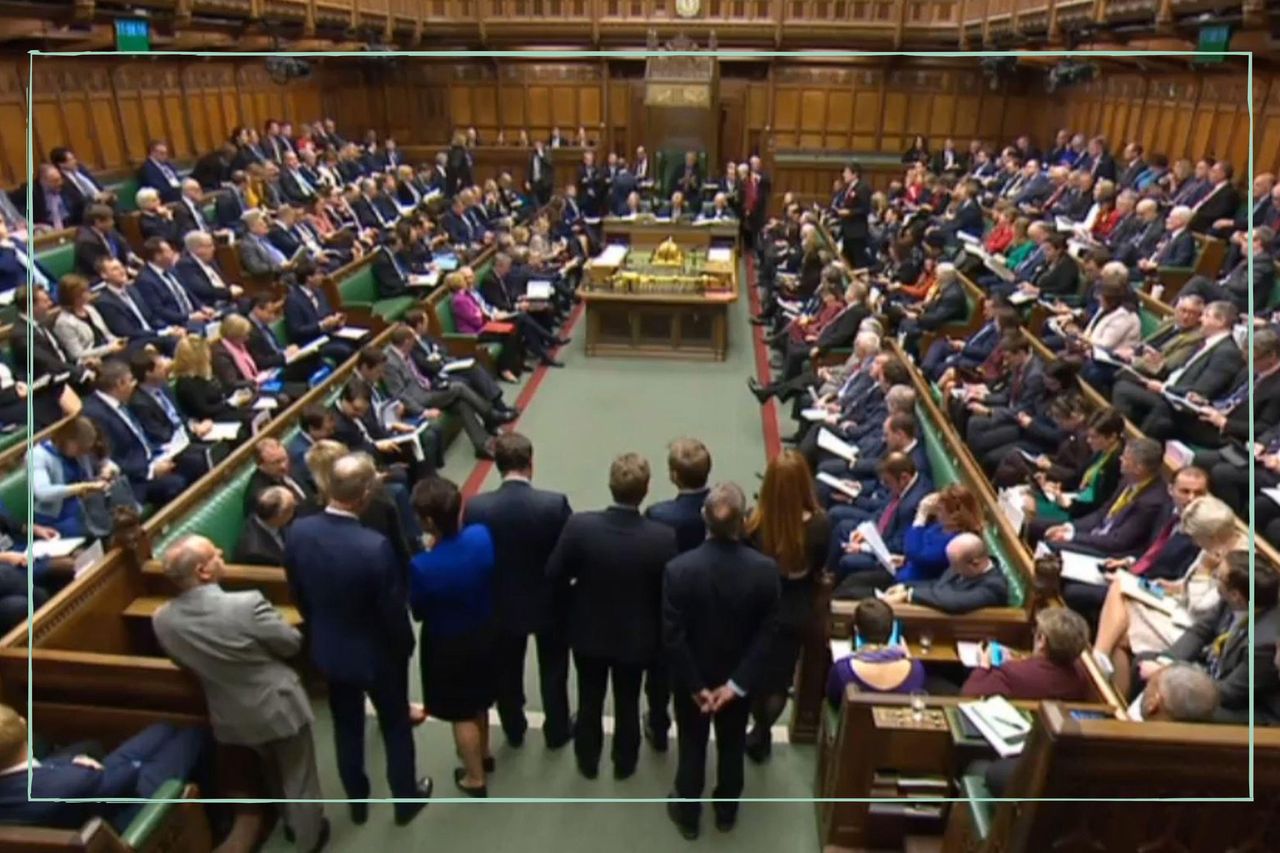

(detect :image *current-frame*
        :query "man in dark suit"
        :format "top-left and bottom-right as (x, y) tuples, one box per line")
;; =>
(285, 262), (355, 363)
(9, 285), (91, 390)
(830, 452), (930, 587)
(127, 349), (217, 483)
(215, 172), (251, 233)
(576, 150), (605, 219)
(81, 360), (190, 505)
(963, 334), (1047, 463)
(1174, 327), (1280, 449)
(243, 437), (312, 518)
(0, 218), (55, 293)
(134, 238), (215, 331)
(1188, 161), (1242, 234)
(171, 179), (223, 244)
(175, 231), (242, 310)
(547, 453), (678, 780)
(283, 452), (431, 824)
(137, 140), (183, 204)
(279, 151), (319, 206)
(0, 703), (207, 831)
(30, 163), (82, 230)
(74, 204), (139, 277)
(1137, 205), (1196, 277)
(528, 140), (554, 207)
(639, 437), (712, 751)
(92, 257), (176, 355)
(1142, 553), (1280, 725)
(663, 482), (779, 840)
(1181, 226), (1275, 315)
(836, 162), (871, 268)
(880, 531), (1008, 614)
(1112, 300), (1243, 439)
(1042, 438), (1169, 557)
(1061, 465), (1208, 623)
(190, 143), (235, 190)
(234, 486), (296, 565)
(461, 433), (573, 749)
(51, 146), (115, 213)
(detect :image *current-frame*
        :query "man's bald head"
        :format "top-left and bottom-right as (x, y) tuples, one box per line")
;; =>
(329, 453), (376, 510)
(946, 532), (989, 576)
(162, 534), (222, 590)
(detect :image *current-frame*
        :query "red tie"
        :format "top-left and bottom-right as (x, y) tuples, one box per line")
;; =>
(878, 494), (902, 535)
(1131, 517), (1176, 576)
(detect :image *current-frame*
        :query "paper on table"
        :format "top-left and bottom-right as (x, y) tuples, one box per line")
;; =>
(334, 326), (369, 341)
(816, 472), (861, 500)
(31, 537), (86, 559)
(1059, 549), (1109, 586)
(205, 422), (242, 442)
(997, 487), (1027, 535)
(829, 638), (853, 661)
(959, 696), (1031, 758)
(408, 272), (440, 288)
(286, 335), (329, 363)
(707, 247), (732, 263)
(73, 539), (104, 578)
(855, 521), (896, 573)
(1008, 290), (1036, 306)
(817, 428), (858, 463)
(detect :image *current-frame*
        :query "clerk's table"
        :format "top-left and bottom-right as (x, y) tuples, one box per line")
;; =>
(581, 217), (740, 361)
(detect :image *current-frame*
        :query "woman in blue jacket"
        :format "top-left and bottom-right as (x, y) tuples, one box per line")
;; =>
(898, 483), (984, 582)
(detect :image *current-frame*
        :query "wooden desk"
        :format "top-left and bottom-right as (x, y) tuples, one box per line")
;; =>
(581, 229), (740, 361)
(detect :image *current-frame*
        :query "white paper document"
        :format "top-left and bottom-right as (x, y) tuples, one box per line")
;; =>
(817, 428), (858, 463)
(408, 272), (440, 289)
(854, 521), (896, 573)
(801, 407), (830, 422)
(31, 537), (86, 559)
(287, 335), (328, 363)
(959, 696), (1032, 757)
(525, 280), (554, 300)
(1264, 487), (1280, 507)
(956, 641), (984, 668)
(707, 247), (732, 263)
(73, 540), (105, 578)
(205, 422), (242, 442)
(334, 326), (369, 341)
(1058, 549), (1109, 586)
(829, 638), (853, 662)
(441, 358), (476, 373)
(252, 397), (278, 411)
(816, 472), (861, 500)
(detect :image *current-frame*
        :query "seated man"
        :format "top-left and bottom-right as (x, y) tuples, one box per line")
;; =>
(284, 261), (356, 363)
(175, 230), (243, 311)
(127, 349), (221, 482)
(829, 452), (929, 584)
(73, 203), (140, 278)
(94, 257), (185, 357)
(1135, 552), (1279, 725)
(960, 607), (1092, 701)
(134, 237), (216, 331)
(244, 437), (313, 518)
(0, 703), (207, 831)
(234, 485), (296, 566)
(1086, 293), (1205, 395)
(1111, 300), (1243, 439)
(1174, 327), (1280, 450)
(819, 407), (929, 510)
(961, 334), (1046, 465)
(877, 532), (1008, 614)
(1037, 437), (1169, 557)
(400, 307), (514, 421)
(0, 510), (62, 634)
(238, 209), (297, 279)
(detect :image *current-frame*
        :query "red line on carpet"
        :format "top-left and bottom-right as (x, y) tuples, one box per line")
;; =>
(461, 302), (584, 499)
(745, 254), (782, 461)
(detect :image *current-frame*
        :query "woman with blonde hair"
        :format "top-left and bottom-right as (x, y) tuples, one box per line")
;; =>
(212, 313), (306, 402)
(1091, 495), (1245, 696)
(742, 449), (831, 762)
(172, 335), (256, 424)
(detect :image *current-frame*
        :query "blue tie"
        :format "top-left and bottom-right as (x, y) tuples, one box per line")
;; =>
(150, 387), (182, 429)
(257, 319), (282, 353)
(1215, 379), (1251, 412)
(260, 236), (287, 267)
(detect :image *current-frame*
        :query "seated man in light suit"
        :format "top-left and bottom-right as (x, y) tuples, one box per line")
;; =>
(0, 702), (208, 831)
(877, 532), (1009, 614)
(239, 209), (297, 278)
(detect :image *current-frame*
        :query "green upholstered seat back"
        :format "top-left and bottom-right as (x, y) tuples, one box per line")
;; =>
(434, 294), (458, 334)
(38, 242), (77, 280)
(1138, 307), (1163, 339)
(154, 464), (255, 555)
(339, 267), (377, 305)
(112, 177), (141, 212)
(0, 467), (26, 518)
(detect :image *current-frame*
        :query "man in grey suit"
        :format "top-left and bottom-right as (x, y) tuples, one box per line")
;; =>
(152, 535), (328, 852)
(381, 326), (499, 459)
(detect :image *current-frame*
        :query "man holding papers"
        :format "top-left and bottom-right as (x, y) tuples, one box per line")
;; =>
(1111, 300), (1243, 440)
(127, 350), (224, 482)
(877, 533), (1008, 614)
(828, 453), (929, 581)
(284, 261), (358, 364)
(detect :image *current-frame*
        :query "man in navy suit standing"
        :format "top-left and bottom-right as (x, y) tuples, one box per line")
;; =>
(284, 452), (431, 826)
(642, 437), (712, 749)
(663, 482), (779, 840)
(462, 432), (574, 749)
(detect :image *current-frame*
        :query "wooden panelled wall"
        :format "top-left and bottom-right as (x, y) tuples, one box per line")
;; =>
(1058, 72), (1278, 176)
(2, 56), (323, 186)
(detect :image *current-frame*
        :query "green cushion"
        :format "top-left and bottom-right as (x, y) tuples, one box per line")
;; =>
(154, 464), (257, 555)
(0, 431), (22, 455)
(918, 402), (1025, 607)
(111, 177), (142, 212)
(120, 777), (185, 848)
(269, 318), (287, 346)
(339, 267), (377, 306)
(960, 773), (995, 840)
(373, 296), (416, 322)
(0, 467), (26, 518)
(434, 295), (458, 334)
(37, 242), (76, 280)
(1138, 307), (1162, 339)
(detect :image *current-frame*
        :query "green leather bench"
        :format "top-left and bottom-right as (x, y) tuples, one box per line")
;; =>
(337, 264), (415, 322)
(0, 466), (26, 518)
(958, 772), (996, 842)
(38, 241), (77, 280)
(153, 454), (263, 556)
(428, 291), (505, 367)
(918, 402), (1026, 607)
(1138, 305), (1163, 338)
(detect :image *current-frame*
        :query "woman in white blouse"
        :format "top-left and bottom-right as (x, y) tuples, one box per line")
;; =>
(51, 274), (127, 362)
(1078, 265), (1142, 350)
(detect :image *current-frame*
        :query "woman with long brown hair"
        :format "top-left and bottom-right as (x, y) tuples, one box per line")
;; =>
(742, 449), (830, 763)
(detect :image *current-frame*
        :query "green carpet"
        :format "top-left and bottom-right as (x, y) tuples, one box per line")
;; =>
(262, 272), (820, 851)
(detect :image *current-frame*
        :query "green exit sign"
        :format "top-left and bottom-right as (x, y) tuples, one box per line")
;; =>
(115, 18), (150, 52)
(1195, 24), (1230, 64)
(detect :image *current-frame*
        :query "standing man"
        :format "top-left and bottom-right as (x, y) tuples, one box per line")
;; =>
(547, 453), (678, 781)
(463, 433), (574, 749)
(663, 483), (779, 840)
(284, 453), (431, 826)
(528, 139), (554, 207)
(836, 161), (871, 269)
(152, 535), (328, 853)
(643, 437), (713, 749)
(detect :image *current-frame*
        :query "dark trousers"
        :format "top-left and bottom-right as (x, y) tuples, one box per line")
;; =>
(573, 654), (644, 772)
(645, 657), (671, 734)
(99, 724), (209, 832)
(1061, 579), (1109, 628)
(671, 691), (752, 827)
(0, 566), (49, 634)
(494, 627), (572, 745)
(327, 662), (417, 800)
(421, 385), (492, 451)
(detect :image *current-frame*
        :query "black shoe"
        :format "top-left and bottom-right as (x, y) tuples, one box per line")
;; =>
(780, 434), (801, 446)
(749, 316), (768, 326)
(393, 777), (433, 826)
(453, 767), (488, 798)
(745, 735), (772, 764)
(349, 802), (368, 825)
(715, 812), (738, 832)
(506, 725), (526, 748)
(643, 713), (669, 752)
(483, 756), (496, 773)
(556, 337), (572, 346)
(540, 357), (565, 368)
(474, 446), (495, 461)
(667, 800), (699, 840)
(613, 763), (636, 780)
(746, 377), (769, 404)
(283, 826), (295, 843)
(577, 760), (599, 780)
(491, 408), (519, 426)
(308, 818), (331, 853)
(545, 717), (574, 749)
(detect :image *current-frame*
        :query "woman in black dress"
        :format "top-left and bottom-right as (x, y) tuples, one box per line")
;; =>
(408, 477), (498, 797)
(743, 449), (831, 762)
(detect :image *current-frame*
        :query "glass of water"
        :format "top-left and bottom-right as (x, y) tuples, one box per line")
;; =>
(918, 630), (934, 655)
(910, 691), (927, 722)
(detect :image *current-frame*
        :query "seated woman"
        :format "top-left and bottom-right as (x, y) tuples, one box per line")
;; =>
(171, 336), (258, 426)
(994, 393), (1091, 490)
(1091, 495), (1245, 698)
(32, 416), (128, 540)
(825, 598), (926, 708)
(212, 314), (307, 404)
(1043, 270), (1140, 356)
(1032, 406), (1125, 526)
(446, 270), (523, 384)
(51, 274), (128, 362)
(834, 484), (984, 600)
(408, 477), (497, 796)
